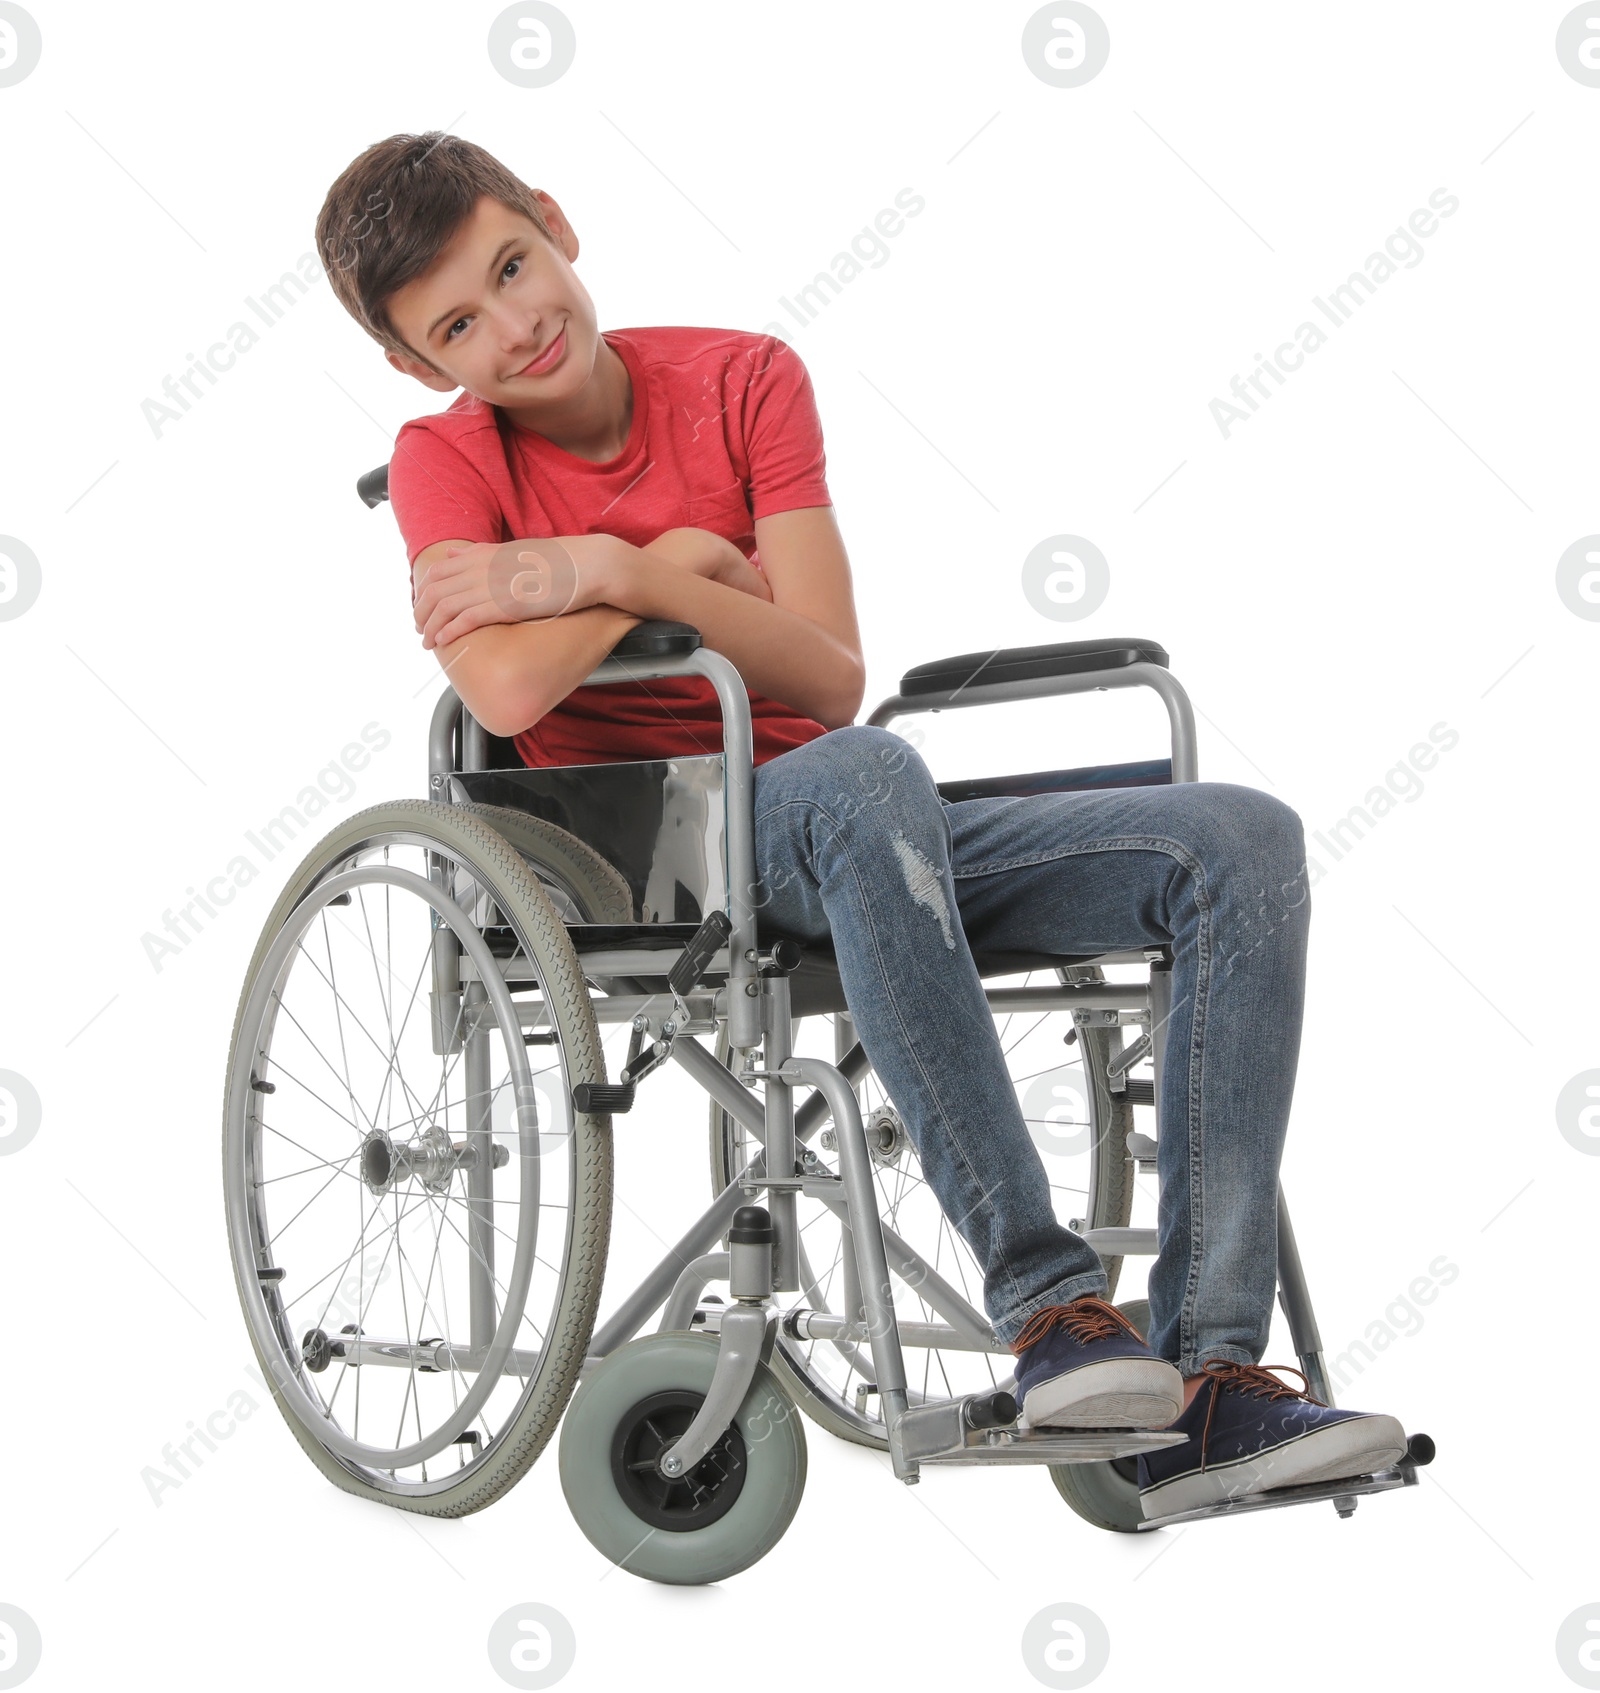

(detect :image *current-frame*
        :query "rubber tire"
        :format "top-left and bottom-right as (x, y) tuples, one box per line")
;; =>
(559, 1331), (806, 1585)
(453, 802), (633, 924)
(707, 1005), (1137, 1453)
(1047, 1297), (1154, 1533)
(222, 799), (614, 1516)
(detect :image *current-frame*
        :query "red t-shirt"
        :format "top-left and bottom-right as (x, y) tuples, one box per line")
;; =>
(388, 325), (835, 769)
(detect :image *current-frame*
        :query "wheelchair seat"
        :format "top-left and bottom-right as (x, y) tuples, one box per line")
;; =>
(459, 698), (1175, 1018)
(459, 741), (1167, 1017)
(533, 919), (1142, 1019)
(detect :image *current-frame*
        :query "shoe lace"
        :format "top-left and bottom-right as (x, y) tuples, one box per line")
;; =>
(1195, 1360), (1326, 1473)
(1009, 1296), (1142, 1357)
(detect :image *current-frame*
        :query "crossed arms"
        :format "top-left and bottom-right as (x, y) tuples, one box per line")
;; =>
(409, 509), (866, 739)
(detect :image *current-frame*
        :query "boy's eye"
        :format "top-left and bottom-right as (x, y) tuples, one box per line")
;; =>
(444, 255), (525, 341)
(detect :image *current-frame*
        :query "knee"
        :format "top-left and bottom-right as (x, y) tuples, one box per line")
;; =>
(803, 725), (940, 823)
(1191, 784), (1309, 888)
(1234, 785), (1305, 858)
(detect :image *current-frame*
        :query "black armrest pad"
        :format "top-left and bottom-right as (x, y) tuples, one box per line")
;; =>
(900, 637), (1168, 698)
(607, 620), (703, 661)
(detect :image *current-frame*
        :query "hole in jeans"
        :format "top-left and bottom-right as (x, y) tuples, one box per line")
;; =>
(890, 830), (956, 950)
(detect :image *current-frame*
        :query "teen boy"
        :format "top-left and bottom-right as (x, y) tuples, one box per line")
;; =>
(315, 131), (1411, 1518)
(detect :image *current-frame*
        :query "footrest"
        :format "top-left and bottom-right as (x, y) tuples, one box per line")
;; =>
(921, 1426), (1189, 1466)
(1080, 1227), (1158, 1255)
(898, 1391), (1187, 1466)
(1136, 1456), (1423, 1530)
(572, 1082), (636, 1114)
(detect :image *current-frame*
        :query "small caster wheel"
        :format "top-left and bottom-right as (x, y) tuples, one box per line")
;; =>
(559, 1331), (806, 1585)
(1047, 1297), (1150, 1534)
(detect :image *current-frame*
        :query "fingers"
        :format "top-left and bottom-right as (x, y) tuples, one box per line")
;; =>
(423, 605), (482, 649)
(413, 545), (493, 639)
(418, 588), (481, 647)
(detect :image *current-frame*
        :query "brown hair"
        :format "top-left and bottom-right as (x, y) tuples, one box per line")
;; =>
(314, 131), (557, 366)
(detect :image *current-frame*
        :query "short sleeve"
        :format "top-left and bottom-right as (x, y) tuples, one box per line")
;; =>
(388, 422), (506, 577)
(742, 338), (832, 520)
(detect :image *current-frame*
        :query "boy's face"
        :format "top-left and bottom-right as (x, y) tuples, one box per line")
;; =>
(384, 193), (598, 404)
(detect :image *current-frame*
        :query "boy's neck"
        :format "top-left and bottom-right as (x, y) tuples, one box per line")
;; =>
(499, 331), (632, 464)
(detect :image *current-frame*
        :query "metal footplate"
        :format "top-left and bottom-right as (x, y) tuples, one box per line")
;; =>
(897, 1390), (1189, 1467)
(1136, 1433), (1437, 1531)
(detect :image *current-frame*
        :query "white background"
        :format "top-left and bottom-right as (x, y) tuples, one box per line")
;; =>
(1, 2), (1595, 1689)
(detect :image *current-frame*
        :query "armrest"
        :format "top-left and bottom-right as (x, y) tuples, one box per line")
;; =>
(868, 634), (1196, 783)
(900, 637), (1168, 698)
(605, 620), (703, 662)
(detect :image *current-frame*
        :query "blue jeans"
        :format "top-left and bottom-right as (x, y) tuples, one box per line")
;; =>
(749, 724), (1311, 1376)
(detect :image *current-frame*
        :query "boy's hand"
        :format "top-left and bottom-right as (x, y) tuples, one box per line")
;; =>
(413, 534), (622, 649)
(642, 526), (773, 602)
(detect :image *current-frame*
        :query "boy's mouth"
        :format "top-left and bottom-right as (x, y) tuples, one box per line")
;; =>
(510, 326), (567, 378)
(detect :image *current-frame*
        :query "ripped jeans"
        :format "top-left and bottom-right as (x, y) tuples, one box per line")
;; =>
(749, 724), (1311, 1376)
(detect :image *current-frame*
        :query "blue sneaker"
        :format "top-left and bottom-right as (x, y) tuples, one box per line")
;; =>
(1009, 1296), (1183, 1430)
(1137, 1360), (1408, 1519)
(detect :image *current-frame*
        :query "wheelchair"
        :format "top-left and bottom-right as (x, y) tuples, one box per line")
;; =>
(220, 462), (1433, 1584)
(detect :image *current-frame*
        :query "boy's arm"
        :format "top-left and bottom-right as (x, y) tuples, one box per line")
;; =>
(412, 529), (767, 739)
(413, 538), (643, 739)
(605, 506), (865, 730)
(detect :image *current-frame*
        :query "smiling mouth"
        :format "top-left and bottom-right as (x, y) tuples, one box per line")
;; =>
(512, 327), (566, 377)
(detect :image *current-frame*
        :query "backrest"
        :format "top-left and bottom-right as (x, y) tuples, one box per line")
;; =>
(482, 731), (525, 770)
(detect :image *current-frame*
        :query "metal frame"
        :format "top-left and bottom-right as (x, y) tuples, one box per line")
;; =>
(422, 642), (1351, 1494)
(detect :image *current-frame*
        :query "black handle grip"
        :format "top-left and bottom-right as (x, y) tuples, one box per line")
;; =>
(667, 909), (733, 998)
(357, 463), (390, 508)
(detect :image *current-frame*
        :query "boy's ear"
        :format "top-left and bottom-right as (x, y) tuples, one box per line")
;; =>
(385, 347), (458, 392)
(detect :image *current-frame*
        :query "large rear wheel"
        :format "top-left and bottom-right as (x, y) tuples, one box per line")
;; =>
(222, 801), (613, 1515)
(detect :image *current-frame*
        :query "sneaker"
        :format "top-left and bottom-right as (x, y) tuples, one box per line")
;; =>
(1009, 1296), (1184, 1430)
(1137, 1360), (1409, 1519)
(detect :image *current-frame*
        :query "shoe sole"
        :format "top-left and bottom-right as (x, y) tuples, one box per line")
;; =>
(1020, 1358), (1184, 1431)
(1139, 1415), (1409, 1517)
